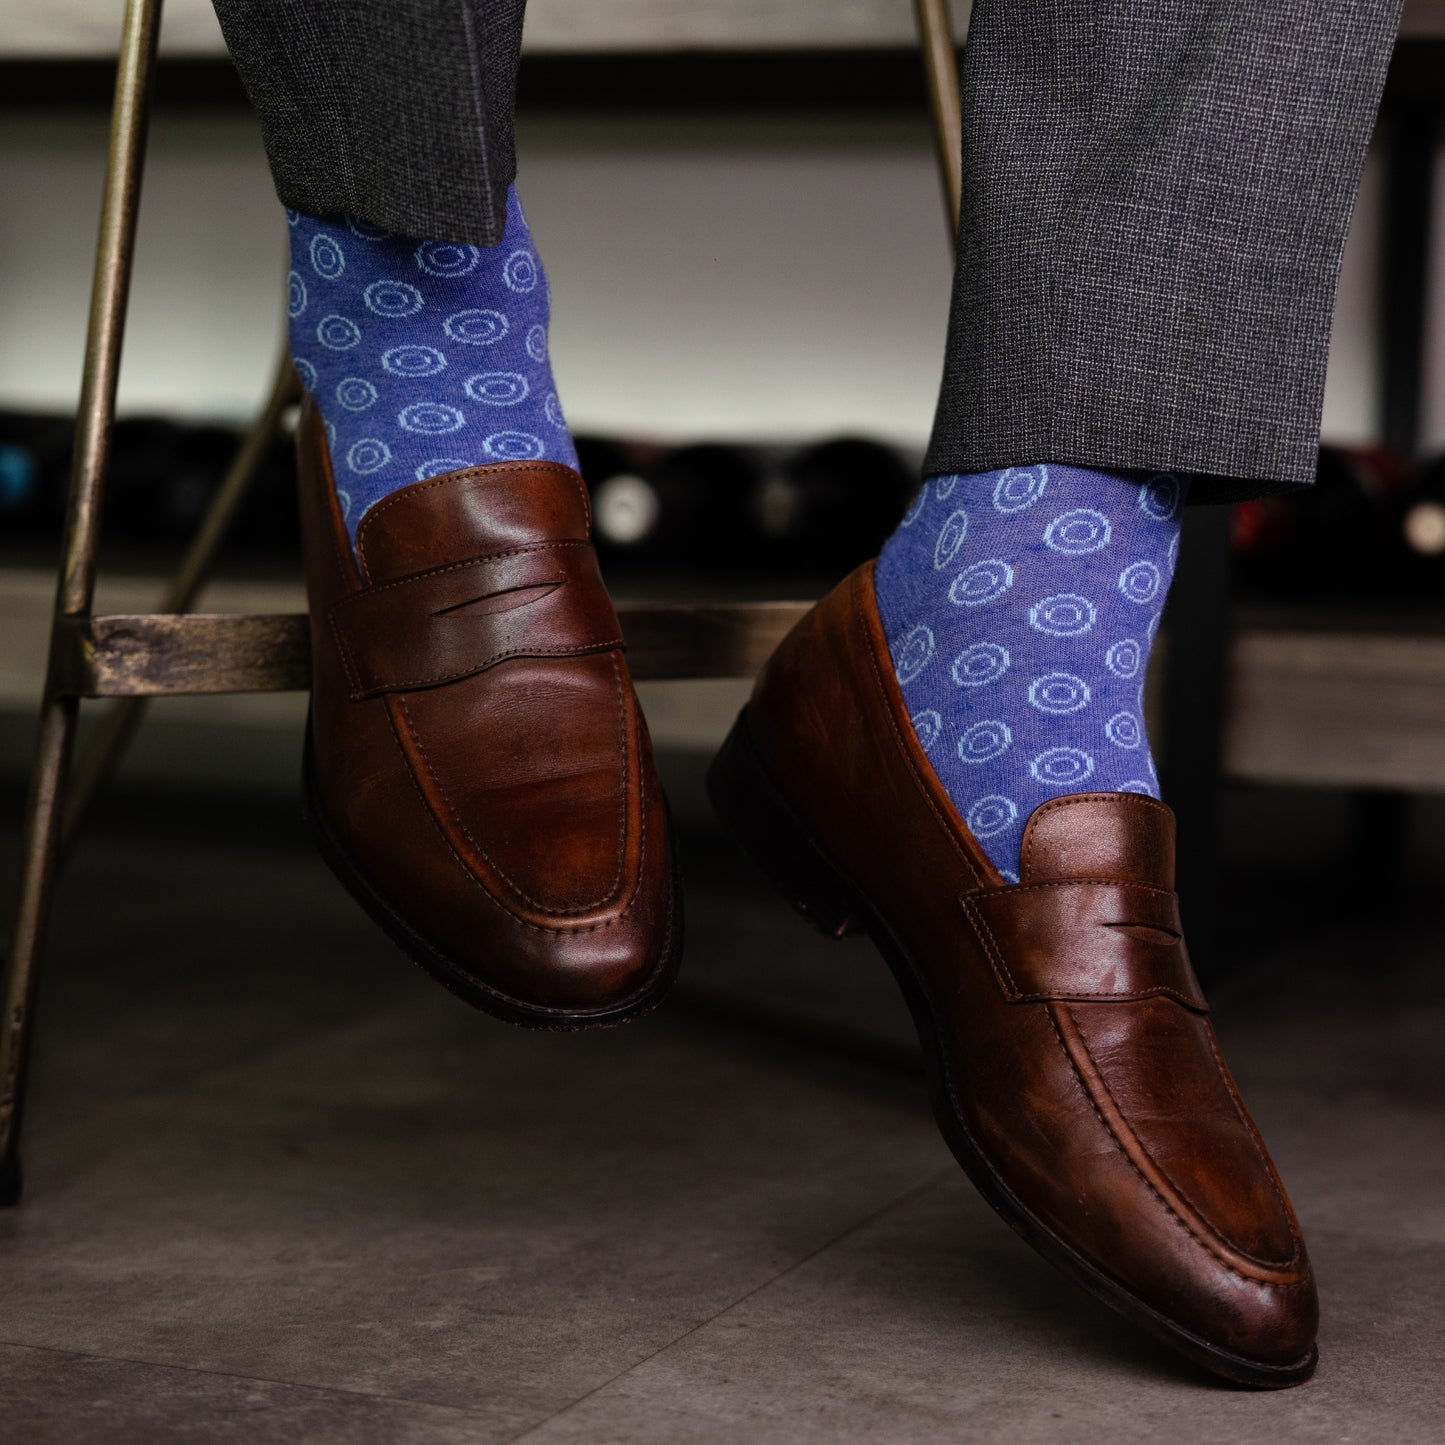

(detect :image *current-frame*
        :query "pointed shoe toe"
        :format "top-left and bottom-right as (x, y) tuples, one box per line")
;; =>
(298, 401), (680, 1028)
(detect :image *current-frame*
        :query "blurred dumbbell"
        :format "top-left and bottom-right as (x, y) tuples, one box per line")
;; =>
(582, 437), (759, 570)
(752, 436), (917, 573)
(1397, 451), (1445, 599)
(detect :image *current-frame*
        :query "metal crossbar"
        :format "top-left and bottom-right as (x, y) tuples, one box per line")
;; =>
(53, 603), (815, 698)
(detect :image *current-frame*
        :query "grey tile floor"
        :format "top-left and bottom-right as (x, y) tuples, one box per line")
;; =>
(0, 788), (1442, 1443)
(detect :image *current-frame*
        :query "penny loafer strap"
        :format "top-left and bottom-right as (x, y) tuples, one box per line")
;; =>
(329, 541), (624, 699)
(961, 879), (1207, 1011)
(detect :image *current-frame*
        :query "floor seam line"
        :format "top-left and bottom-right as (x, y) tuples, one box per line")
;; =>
(0, 1336), (487, 1416)
(503, 1165), (954, 1443)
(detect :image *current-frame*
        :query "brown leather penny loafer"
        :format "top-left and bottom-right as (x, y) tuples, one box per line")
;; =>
(297, 402), (681, 1028)
(707, 562), (1318, 1386)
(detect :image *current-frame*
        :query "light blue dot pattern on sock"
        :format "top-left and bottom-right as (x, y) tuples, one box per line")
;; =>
(286, 188), (578, 546)
(873, 464), (1187, 881)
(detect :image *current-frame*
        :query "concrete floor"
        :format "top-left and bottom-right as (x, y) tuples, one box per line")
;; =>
(0, 781), (1441, 1443)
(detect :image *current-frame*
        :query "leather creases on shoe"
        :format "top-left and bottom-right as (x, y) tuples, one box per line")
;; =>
(710, 560), (1317, 1383)
(298, 399), (680, 1025)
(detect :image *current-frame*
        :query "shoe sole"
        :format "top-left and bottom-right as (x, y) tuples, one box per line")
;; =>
(301, 724), (683, 1032)
(706, 707), (1317, 1389)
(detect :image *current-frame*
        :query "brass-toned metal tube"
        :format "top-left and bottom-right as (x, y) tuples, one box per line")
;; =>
(59, 0), (165, 618)
(0, 0), (165, 1201)
(913, 0), (965, 241)
(61, 352), (300, 842)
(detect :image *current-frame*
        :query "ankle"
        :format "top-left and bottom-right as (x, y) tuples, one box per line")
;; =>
(873, 463), (1186, 876)
(285, 186), (576, 550)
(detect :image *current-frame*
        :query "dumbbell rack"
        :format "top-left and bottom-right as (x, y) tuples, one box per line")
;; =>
(0, 0), (966, 1203)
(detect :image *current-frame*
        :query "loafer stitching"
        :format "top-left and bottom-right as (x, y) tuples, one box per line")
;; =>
(1050, 1003), (1306, 1280)
(958, 892), (1023, 996)
(392, 647), (633, 916)
(1022, 792), (1176, 879)
(1205, 1024), (1311, 1256)
(342, 748), (677, 1019)
(329, 602), (366, 697)
(356, 461), (591, 568)
(961, 879), (1206, 1009)
(853, 569), (987, 891)
(352, 539), (591, 595)
(348, 637), (625, 700)
(382, 690), (656, 938)
(331, 542), (623, 698)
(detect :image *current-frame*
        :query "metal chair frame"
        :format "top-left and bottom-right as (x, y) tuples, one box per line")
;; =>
(0, 0), (964, 1203)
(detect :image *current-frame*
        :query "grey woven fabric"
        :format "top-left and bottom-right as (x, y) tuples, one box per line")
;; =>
(210, 0), (526, 246)
(924, 0), (1405, 502)
(213, 0), (1404, 499)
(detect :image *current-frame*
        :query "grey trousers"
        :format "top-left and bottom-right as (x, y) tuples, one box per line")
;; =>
(211, 0), (1404, 502)
(210, 1), (527, 250)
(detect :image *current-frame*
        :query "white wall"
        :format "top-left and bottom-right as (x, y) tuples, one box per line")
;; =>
(0, 114), (285, 425)
(1, 0), (976, 57)
(0, 113), (958, 447)
(0, 109), (1415, 451)
(1320, 141), (1385, 446)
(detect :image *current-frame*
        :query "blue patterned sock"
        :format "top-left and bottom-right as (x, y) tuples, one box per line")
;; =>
(285, 186), (578, 547)
(874, 464), (1186, 880)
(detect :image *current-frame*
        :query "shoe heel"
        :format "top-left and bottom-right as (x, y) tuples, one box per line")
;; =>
(707, 710), (862, 939)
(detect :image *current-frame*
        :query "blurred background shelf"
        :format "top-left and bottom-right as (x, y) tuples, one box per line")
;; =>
(5, 562), (1445, 794)
(1225, 613), (1445, 793)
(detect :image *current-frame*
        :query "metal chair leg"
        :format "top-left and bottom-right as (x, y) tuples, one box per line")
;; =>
(0, 0), (164, 1206)
(912, 0), (964, 239)
(61, 352), (299, 844)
